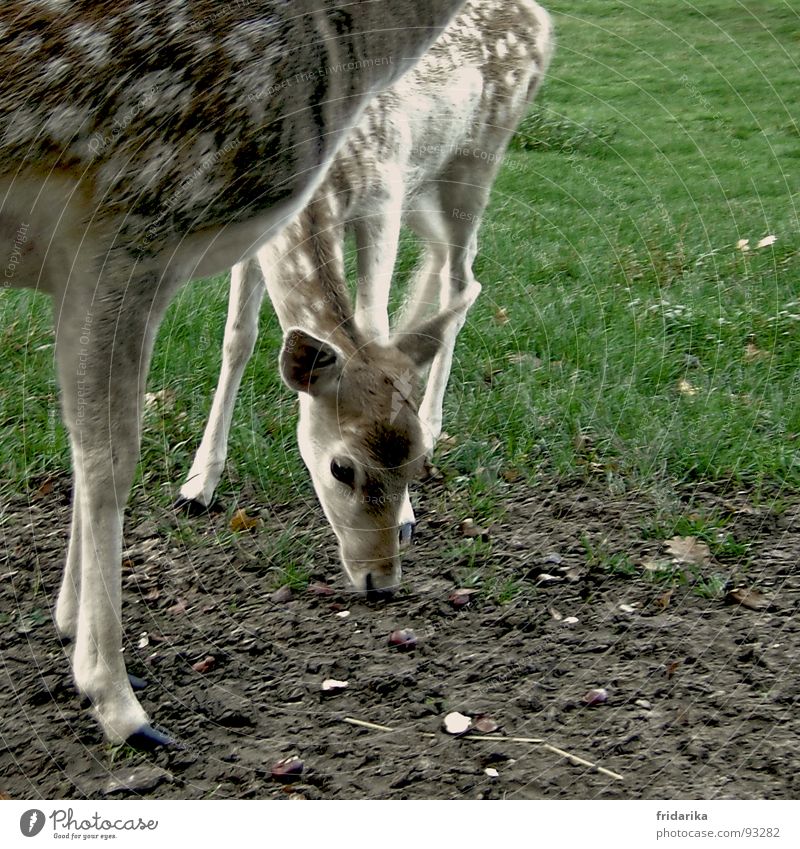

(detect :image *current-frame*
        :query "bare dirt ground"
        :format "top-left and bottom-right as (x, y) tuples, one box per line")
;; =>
(2, 473), (799, 800)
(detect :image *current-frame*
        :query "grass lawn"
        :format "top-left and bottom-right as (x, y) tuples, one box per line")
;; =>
(2, 0), (798, 523)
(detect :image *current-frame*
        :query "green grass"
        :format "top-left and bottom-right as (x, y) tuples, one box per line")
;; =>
(2, 0), (799, 520)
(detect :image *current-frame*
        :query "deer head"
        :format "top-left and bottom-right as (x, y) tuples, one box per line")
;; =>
(279, 307), (460, 597)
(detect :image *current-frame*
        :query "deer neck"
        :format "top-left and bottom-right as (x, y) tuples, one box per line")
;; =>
(261, 197), (358, 356)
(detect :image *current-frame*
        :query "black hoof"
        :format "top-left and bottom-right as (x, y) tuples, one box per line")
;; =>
(128, 674), (148, 692)
(126, 724), (178, 751)
(399, 521), (415, 547)
(173, 494), (217, 517)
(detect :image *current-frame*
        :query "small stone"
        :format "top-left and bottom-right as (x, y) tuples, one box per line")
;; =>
(635, 699), (652, 710)
(443, 711), (472, 735)
(582, 688), (608, 706)
(484, 767), (500, 778)
(321, 678), (349, 694)
(563, 616), (579, 625)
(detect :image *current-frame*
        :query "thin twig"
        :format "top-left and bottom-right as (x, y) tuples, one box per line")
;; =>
(342, 716), (624, 781)
(342, 716), (395, 733)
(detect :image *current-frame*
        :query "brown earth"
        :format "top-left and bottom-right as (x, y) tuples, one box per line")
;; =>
(1, 474), (799, 800)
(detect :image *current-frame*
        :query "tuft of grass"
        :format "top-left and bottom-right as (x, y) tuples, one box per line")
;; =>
(582, 537), (638, 578)
(510, 104), (617, 155)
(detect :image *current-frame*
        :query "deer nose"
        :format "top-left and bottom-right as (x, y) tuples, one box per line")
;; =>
(365, 572), (397, 602)
(398, 521), (415, 547)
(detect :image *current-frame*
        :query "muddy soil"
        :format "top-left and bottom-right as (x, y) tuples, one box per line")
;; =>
(2, 474), (799, 800)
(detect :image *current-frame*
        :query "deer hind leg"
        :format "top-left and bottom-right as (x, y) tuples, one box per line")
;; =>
(56, 270), (177, 746)
(178, 258), (265, 510)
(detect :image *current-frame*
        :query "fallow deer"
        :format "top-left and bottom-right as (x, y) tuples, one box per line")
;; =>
(178, 0), (554, 594)
(0, 0), (467, 748)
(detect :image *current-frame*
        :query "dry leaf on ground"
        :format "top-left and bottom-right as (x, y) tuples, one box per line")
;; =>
(230, 508), (261, 533)
(665, 536), (711, 566)
(726, 587), (770, 611)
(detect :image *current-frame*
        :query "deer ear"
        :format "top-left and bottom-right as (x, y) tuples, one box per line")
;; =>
(280, 328), (342, 396)
(391, 307), (460, 371)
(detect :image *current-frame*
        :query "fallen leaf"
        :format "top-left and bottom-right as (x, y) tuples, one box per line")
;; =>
(307, 582), (335, 597)
(665, 536), (711, 566)
(549, 606), (563, 621)
(563, 616), (580, 625)
(192, 655), (216, 674)
(449, 588), (478, 609)
(473, 715), (499, 734)
(757, 234), (777, 248)
(665, 660), (682, 679)
(582, 688), (608, 706)
(501, 467), (521, 483)
(35, 478), (54, 498)
(388, 628), (417, 651)
(137, 632), (149, 649)
(726, 587), (770, 611)
(443, 712), (472, 735)
(460, 518), (489, 539)
(677, 378), (698, 397)
(494, 307), (510, 325)
(143, 588), (160, 603)
(271, 585), (293, 604)
(736, 238), (750, 252)
(271, 757), (304, 783)
(437, 432), (457, 448)
(618, 604), (637, 614)
(229, 508), (261, 533)
(650, 589), (673, 612)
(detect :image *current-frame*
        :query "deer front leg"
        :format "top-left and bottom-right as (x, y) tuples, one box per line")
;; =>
(416, 228), (482, 456)
(177, 258), (265, 510)
(352, 172), (404, 345)
(56, 273), (176, 747)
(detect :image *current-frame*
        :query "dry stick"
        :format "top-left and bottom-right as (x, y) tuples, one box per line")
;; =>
(342, 717), (395, 733)
(342, 716), (624, 782)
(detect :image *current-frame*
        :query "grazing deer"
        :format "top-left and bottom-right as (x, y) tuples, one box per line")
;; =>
(0, 0), (467, 748)
(178, 0), (554, 591)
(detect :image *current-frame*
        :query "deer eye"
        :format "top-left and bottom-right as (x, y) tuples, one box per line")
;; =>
(330, 458), (356, 488)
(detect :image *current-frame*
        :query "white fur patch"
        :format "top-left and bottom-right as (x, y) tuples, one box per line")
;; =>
(67, 23), (110, 66)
